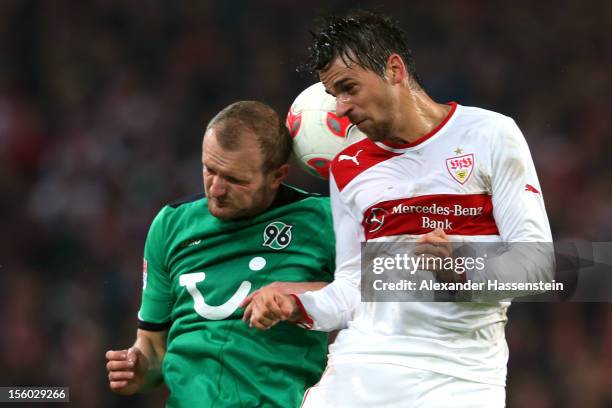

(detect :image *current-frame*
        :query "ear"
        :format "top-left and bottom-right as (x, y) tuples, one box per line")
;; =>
(385, 54), (408, 85)
(269, 163), (289, 189)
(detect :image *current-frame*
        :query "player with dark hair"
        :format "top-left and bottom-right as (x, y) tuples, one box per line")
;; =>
(300, 10), (423, 89)
(245, 11), (554, 407)
(105, 101), (335, 407)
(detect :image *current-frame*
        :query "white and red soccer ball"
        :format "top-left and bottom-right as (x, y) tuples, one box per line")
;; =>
(286, 82), (366, 179)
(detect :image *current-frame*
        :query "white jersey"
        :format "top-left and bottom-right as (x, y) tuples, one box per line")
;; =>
(297, 103), (553, 386)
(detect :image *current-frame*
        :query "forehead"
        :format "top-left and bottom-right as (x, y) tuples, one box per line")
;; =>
(319, 56), (372, 94)
(202, 128), (263, 173)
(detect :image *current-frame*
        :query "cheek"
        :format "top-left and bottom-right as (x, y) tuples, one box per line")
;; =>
(231, 184), (253, 202)
(371, 95), (391, 119)
(243, 180), (267, 202)
(203, 174), (212, 190)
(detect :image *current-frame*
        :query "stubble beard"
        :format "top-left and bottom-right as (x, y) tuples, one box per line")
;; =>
(362, 121), (392, 143)
(208, 182), (274, 221)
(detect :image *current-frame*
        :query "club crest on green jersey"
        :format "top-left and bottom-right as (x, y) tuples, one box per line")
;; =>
(262, 221), (293, 250)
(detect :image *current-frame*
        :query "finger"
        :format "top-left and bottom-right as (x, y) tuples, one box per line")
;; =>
(279, 301), (296, 319)
(109, 371), (135, 381)
(416, 233), (445, 245)
(250, 316), (277, 331)
(434, 227), (448, 239)
(423, 233), (450, 245)
(415, 243), (442, 257)
(420, 232), (452, 253)
(275, 294), (297, 319)
(415, 242), (452, 259)
(416, 230), (441, 243)
(127, 347), (139, 363)
(252, 295), (284, 320)
(262, 310), (283, 322)
(106, 350), (128, 361)
(262, 300), (284, 320)
(242, 302), (253, 322)
(239, 290), (259, 308)
(109, 380), (128, 390)
(107, 360), (135, 372)
(250, 311), (276, 327)
(417, 228), (449, 243)
(425, 237), (452, 258)
(250, 312), (278, 329)
(414, 242), (431, 254)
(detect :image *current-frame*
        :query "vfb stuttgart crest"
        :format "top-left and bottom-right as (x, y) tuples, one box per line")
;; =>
(262, 221), (292, 250)
(445, 153), (474, 185)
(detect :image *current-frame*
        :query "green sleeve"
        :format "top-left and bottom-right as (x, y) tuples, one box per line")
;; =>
(138, 207), (173, 326)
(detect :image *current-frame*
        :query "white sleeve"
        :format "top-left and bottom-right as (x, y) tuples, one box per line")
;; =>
(472, 117), (555, 299)
(295, 173), (361, 331)
(490, 117), (552, 242)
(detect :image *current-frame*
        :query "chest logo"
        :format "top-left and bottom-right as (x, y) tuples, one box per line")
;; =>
(338, 149), (363, 165)
(180, 272), (251, 320)
(262, 221), (293, 250)
(365, 207), (388, 233)
(445, 153), (474, 185)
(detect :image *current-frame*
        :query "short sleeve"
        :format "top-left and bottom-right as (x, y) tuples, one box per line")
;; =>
(138, 207), (173, 329)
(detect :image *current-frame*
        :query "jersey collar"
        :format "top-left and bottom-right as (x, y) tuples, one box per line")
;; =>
(376, 102), (458, 152)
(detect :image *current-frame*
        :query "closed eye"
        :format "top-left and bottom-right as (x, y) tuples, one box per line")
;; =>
(342, 83), (357, 94)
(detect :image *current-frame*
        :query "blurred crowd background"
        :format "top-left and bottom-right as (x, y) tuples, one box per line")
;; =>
(1, 0), (610, 406)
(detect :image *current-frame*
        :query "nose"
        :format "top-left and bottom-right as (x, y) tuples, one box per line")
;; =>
(209, 175), (227, 198)
(336, 97), (352, 118)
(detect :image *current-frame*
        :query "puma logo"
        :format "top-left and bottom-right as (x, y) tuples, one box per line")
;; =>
(338, 149), (363, 165)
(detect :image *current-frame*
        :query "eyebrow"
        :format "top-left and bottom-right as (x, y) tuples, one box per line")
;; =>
(325, 77), (352, 97)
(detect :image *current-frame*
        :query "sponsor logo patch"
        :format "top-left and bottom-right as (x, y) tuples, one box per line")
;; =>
(365, 207), (388, 233)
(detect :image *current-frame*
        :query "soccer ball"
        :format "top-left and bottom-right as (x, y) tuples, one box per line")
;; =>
(286, 82), (366, 179)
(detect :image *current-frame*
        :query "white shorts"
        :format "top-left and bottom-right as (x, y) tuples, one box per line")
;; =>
(301, 362), (505, 408)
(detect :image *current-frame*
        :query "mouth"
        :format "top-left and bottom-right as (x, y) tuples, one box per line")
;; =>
(355, 119), (369, 129)
(210, 198), (227, 207)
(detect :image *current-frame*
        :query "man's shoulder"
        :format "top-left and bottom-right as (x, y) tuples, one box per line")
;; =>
(330, 138), (401, 192)
(168, 192), (206, 209)
(268, 184), (329, 212)
(455, 104), (514, 129)
(151, 193), (208, 229)
(160, 192), (207, 218)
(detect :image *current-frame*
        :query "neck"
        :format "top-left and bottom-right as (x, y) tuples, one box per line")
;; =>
(389, 90), (451, 145)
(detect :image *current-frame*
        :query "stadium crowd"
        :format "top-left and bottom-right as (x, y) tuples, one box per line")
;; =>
(0, 0), (610, 406)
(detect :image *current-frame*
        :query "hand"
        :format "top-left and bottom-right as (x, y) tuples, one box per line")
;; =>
(241, 286), (299, 330)
(106, 347), (148, 395)
(415, 228), (462, 283)
(415, 228), (452, 259)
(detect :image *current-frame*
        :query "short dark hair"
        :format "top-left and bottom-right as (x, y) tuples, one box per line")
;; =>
(300, 10), (422, 87)
(205, 101), (291, 173)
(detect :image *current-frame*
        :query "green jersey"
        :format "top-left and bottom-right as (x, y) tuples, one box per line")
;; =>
(138, 184), (335, 408)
